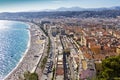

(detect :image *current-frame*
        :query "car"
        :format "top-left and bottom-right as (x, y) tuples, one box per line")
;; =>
(43, 72), (47, 75)
(47, 68), (52, 73)
(46, 66), (49, 68)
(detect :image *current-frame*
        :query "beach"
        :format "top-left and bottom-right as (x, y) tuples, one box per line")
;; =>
(4, 22), (45, 80)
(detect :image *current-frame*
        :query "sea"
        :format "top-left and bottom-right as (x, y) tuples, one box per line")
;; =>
(0, 20), (29, 80)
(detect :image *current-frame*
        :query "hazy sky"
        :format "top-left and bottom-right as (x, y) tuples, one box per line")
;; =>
(0, 0), (120, 12)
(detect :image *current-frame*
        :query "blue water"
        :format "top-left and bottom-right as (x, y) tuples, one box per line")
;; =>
(0, 20), (29, 79)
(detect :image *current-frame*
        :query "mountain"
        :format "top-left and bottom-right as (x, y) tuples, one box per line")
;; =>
(54, 6), (120, 11)
(56, 7), (85, 11)
(111, 6), (120, 10)
(1, 6), (120, 20)
(1, 9), (120, 19)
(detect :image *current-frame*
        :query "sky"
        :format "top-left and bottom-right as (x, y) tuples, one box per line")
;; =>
(0, 0), (120, 12)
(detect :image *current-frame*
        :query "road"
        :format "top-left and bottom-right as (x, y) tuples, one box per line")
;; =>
(40, 26), (56, 80)
(60, 36), (71, 80)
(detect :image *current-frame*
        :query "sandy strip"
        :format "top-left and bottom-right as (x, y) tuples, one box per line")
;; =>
(4, 22), (45, 80)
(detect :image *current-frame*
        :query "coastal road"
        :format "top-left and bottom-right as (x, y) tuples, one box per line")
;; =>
(41, 27), (56, 80)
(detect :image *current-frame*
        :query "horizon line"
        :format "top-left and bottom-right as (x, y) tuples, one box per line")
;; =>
(0, 5), (120, 13)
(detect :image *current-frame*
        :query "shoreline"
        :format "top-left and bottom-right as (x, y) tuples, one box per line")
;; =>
(4, 22), (31, 80)
(4, 22), (45, 80)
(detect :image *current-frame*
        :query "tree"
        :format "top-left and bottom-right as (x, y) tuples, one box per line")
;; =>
(98, 55), (120, 80)
(24, 71), (38, 80)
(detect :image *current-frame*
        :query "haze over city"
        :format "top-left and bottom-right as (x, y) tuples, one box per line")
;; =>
(0, 0), (120, 12)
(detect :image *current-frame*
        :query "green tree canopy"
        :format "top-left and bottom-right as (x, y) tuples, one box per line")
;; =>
(99, 55), (120, 80)
(24, 71), (38, 80)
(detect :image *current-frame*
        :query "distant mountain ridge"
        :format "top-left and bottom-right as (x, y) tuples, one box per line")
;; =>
(56, 7), (85, 11)
(54, 6), (120, 11)
(30, 6), (120, 12)
(1, 6), (120, 19)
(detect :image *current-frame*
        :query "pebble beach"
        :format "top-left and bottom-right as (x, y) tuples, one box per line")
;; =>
(4, 22), (45, 80)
